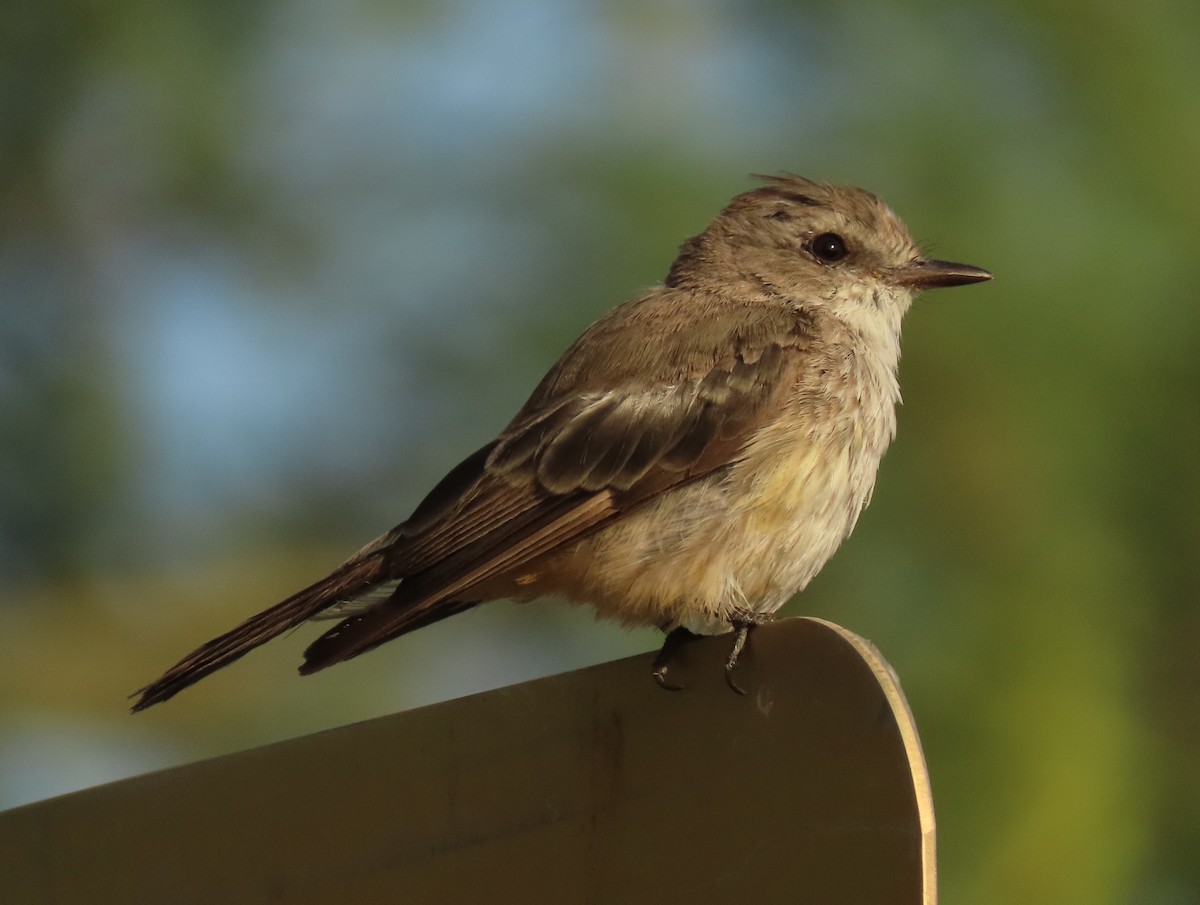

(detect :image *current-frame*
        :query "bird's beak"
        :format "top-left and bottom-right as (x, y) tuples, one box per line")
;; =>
(894, 258), (993, 290)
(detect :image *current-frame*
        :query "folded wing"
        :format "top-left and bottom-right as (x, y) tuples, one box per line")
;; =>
(132, 304), (820, 709)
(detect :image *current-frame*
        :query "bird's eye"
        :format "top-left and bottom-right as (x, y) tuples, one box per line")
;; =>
(811, 232), (847, 263)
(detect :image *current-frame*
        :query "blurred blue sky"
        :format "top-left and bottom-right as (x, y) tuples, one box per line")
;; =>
(64, 0), (806, 536)
(20, 0), (1042, 566)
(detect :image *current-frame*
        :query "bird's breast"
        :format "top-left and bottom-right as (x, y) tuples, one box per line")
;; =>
(529, 361), (900, 633)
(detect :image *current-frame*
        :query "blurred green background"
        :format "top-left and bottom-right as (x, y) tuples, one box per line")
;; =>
(2, 0), (1198, 901)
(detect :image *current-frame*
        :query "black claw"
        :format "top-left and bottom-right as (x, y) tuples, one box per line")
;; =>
(725, 666), (748, 696)
(653, 665), (685, 692)
(651, 626), (700, 691)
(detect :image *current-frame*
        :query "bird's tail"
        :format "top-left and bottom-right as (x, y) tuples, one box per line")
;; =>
(130, 555), (387, 712)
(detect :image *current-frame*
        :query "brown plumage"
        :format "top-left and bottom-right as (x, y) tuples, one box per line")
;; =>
(132, 175), (990, 711)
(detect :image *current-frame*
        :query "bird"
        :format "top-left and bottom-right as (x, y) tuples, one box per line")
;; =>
(131, 174), (991, 711)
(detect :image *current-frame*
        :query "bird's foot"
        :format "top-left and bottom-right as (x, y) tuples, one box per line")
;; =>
(724, 617), (768, 695)
(652, 627), (701, 691)
(653, 619), (765, 694)
(724, 622), (752, 694)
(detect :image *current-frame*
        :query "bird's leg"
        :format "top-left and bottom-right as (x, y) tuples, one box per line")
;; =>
(652, 626), (701, 691)
(724, 619), (760, 695)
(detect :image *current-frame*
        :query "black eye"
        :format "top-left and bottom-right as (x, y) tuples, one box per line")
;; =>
(811, 232), (847, 263)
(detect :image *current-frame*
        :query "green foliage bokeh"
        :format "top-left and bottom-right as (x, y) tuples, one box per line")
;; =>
(2, 1), (1198, 902)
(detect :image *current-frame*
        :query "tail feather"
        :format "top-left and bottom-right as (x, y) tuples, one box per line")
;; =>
(130, 556), (387, 712)
(299, 597), (478, 675)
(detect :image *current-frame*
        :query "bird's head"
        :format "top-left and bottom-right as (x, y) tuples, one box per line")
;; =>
(668, 174), (991, 326)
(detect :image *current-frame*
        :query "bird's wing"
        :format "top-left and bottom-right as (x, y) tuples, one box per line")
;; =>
(300, 307), (822, 671)
(132, 301), (822, 709)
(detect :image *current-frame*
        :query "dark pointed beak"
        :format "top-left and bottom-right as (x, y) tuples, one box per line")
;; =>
(894, 258), (993, 290)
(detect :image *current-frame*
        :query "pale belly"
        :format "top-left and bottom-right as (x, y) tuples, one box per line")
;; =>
(527, 413), (891, 634)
